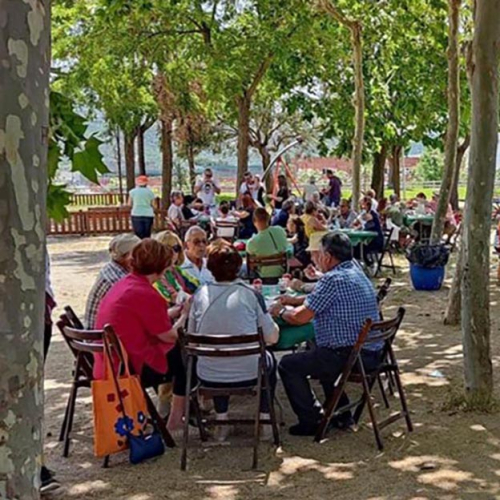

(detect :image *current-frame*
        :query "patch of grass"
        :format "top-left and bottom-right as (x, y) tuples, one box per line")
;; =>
(441, 382), (499, 413)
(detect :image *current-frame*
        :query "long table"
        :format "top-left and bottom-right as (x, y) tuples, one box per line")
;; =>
(335, 228), (378, 247)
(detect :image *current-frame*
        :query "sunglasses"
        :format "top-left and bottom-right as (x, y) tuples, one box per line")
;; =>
(172, 244), (182, 253)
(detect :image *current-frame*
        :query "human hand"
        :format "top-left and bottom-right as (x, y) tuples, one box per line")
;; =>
(290, 279), (304, 292)
(304, 264), (319, 281)
(269, 302), (283, 318)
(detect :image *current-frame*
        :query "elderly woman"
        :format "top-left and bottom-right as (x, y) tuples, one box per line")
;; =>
(301, 201), (328, 239)
(154, 230), (199, 305)
(96, 238), (190, 432)
(188, 240), (279, 440)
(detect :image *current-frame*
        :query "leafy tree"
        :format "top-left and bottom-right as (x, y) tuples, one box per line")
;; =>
(415, 148), (445, 182)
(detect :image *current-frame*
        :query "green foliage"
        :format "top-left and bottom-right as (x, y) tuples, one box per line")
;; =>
(48, 90), (109, 221)
(415, 148), (445, 182)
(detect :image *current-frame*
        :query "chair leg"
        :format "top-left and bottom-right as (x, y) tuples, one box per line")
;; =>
(192, 397), (208, 442)
(377, 374), (390, 409)
(144, 390), (175, 448)
(252, 369), (263, 469)
(263, 368), (280, 447)
(181, 358), (194, 471)
(62, 382), (78, 457)
(275, 394), (286, 427)
(360, 370), (384, 451)
(59, 392), (71, 442)
(102, 455), (110, 468)
(391, 367), (413, 433)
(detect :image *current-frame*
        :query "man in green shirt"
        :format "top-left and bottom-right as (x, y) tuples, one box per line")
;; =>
(246, 207), (288, 279)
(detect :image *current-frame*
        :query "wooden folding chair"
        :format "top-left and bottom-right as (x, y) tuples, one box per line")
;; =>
(374, 228), (397, 277)
(376, 278), (392, 316)
(315, 307), (412, 450)
(180, 328), (280, 471)
(247, 252), (288, 284)
(215, 220), (239, 241)
(57, 320), (175, 463)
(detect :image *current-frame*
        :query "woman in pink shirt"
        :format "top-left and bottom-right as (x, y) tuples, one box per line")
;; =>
(96, 239), (190, 432)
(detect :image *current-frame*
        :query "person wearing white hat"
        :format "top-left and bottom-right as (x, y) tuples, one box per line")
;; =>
(84, 233), (140, 328)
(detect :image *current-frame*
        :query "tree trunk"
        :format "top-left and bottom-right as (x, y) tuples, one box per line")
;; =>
(124, 131), (136, 192)
(236, 95), (251, 195)
(444, 241), (463, 325)
(350, 23), (364, 212)
(390, 145), (402, 197)
(461, 0), (500, 406)
(0, 1), (50, 497)
(116, 130), (124, 204)
(450, 134), (470, 210)
(187, 143), (196, 192)
(371, 143), (388, 200)
(160, 118), (174, 209)
(260, 146), (273, 194)
(431, 0), (461, 243)
(137, 125), (146, 176)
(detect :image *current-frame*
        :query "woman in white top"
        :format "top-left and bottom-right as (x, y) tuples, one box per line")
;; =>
(188, 240), (279, 437)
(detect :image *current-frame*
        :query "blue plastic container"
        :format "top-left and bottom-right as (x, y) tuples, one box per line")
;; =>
(410, 264), (445, 291)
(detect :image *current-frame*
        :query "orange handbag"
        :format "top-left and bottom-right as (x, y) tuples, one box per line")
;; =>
(91, 335), (150, 457)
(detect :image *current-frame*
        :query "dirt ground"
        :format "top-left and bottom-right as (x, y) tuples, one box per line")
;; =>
(44, 235), (500, 500)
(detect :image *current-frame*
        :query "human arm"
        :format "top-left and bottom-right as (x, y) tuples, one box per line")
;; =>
(269, 302), (314, 326)
(278, 294), (306, 306)
(157, 299), (191, 343)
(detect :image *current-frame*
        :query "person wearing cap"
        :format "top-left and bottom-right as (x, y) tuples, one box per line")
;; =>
(269, 232), (381, 436)
(84, 234), (140, 329)
(128, 175), (156, 238)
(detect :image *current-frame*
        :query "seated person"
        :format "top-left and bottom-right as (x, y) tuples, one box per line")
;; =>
(412, 192), (431, 215)
(302, 201), (328, 239)
(336, 198), (357, 229)
(287, 216), (310, 268)
(84, 234), (140, 328)
(188, 241), (279, 440)
(272, 198), (295, 228)
(353, 196), (384, 265)
(95, 238), (190, 432)
(180, 226), (215, 285)
(386, 194), (405, 228)
(235, 193), (258, 239)
(269, 232), (382, 436)
(429, 192), (457, 238)
(246, 207), (289, 280)
(154, 230), (200, 308)
(167, 191), (186, 229)
(215, 202), (239, 239)
(217, 201), (238, 223)
(365, 188), (379, 213)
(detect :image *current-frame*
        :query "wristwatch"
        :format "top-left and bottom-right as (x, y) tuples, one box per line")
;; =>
(278, 307), (287, 321)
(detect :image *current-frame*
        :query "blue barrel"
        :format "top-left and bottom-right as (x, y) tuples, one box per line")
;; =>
(410, 264), (445, 291)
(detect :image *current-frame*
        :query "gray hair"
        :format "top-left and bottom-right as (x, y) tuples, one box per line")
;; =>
(185, 225), (206, 242)
(320, 232), (353, 263)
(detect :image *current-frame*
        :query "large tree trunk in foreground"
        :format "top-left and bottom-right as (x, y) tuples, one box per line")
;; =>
(461, 0), (500, 406)
(431, 0), (461, 243)
(124, 131), (136, 192)
(0, 1), (50, 497)
(371, 143), (388, 200)
(187, 142), (196, 192)
(236, 95), (251, 195)
(450, 134), (470, 210)
(137, 125), (146, 176)
(444, 241), (464, 325)
(161, 118), (174, 209)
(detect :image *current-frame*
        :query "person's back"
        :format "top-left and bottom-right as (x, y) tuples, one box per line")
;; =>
(189, 282), (275, 382)
(247, 225), (288, 278)
(129, 186), (155, 217)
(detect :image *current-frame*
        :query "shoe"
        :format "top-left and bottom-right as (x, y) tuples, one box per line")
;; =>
(288, 422), (319, 436)
(40, 467), (61, 494)
(328, 413), (355, 431)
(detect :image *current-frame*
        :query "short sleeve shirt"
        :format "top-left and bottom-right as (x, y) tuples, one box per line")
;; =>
(95, 273), (174, 377)
(305, 261), (381, 351)
(246, 226), (289, 278)
(167, 204), (184, 225)
(196, 178), (220, 206)
(129, 187), (155, 217)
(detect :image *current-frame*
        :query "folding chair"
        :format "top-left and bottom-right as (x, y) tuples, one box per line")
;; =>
(57, 319), (175, 463)
(180, 328), (280, 471)
(376, 278), (392, 316)
(215, 220), (239, 241)
(247, 252), (288, 284)
(374, 227), (397, 277)
(315, 307), (412, 450)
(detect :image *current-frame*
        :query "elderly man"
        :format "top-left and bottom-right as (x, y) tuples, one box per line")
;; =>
(84, 233), (140, 328)
(336, 198), (357, 229)
(181, 226), (214, 285)
(270, 232), (382, 436)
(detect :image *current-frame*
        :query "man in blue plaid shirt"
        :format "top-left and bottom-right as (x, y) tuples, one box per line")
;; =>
(270, 232), (382, 436)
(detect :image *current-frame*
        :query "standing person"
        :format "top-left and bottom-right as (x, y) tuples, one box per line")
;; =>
(181, 226), (215, 285)
(323, 169), (342, 207)
(269, 233), (382, 436)
(84, 234), (140, 329)
(239, 171), (258, 203)
(128, 175), (156, 238)
(194, 168), (221, 215)
(254, 174), (267, 207)
(269, 174), (290, 211)
(303, 176), (319, 203)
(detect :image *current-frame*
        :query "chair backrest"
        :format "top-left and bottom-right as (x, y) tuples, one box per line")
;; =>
(64, 305), (84, 330)
(247, 253), (287, 278)
(215, 220), (239, 240)
(382, 227), (394, 250)
(376, 278), (392, 305)
(364, 307), (405, 349)
(57, 321), (104, 355)
(183, 329), (266, 359)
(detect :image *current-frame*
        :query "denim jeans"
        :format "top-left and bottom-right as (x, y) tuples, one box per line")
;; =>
(278, 346), (382, 425)
(131, 216), (154, 239)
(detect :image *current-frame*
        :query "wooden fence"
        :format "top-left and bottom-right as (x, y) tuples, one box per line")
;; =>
(48, 208), (170, 236)
(69, 193), (124, 206)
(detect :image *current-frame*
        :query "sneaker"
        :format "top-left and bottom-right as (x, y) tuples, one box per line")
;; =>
(288, 422), (319, 436)
(328, 413), (355, 431)
(40, 467), (61, 494)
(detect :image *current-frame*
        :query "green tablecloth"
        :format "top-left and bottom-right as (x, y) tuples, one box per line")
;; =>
(274, 317), (315, 350)
(404, 214), (434, 226)
(235, 239), (294, 258)
(336, 229), (378, 247)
